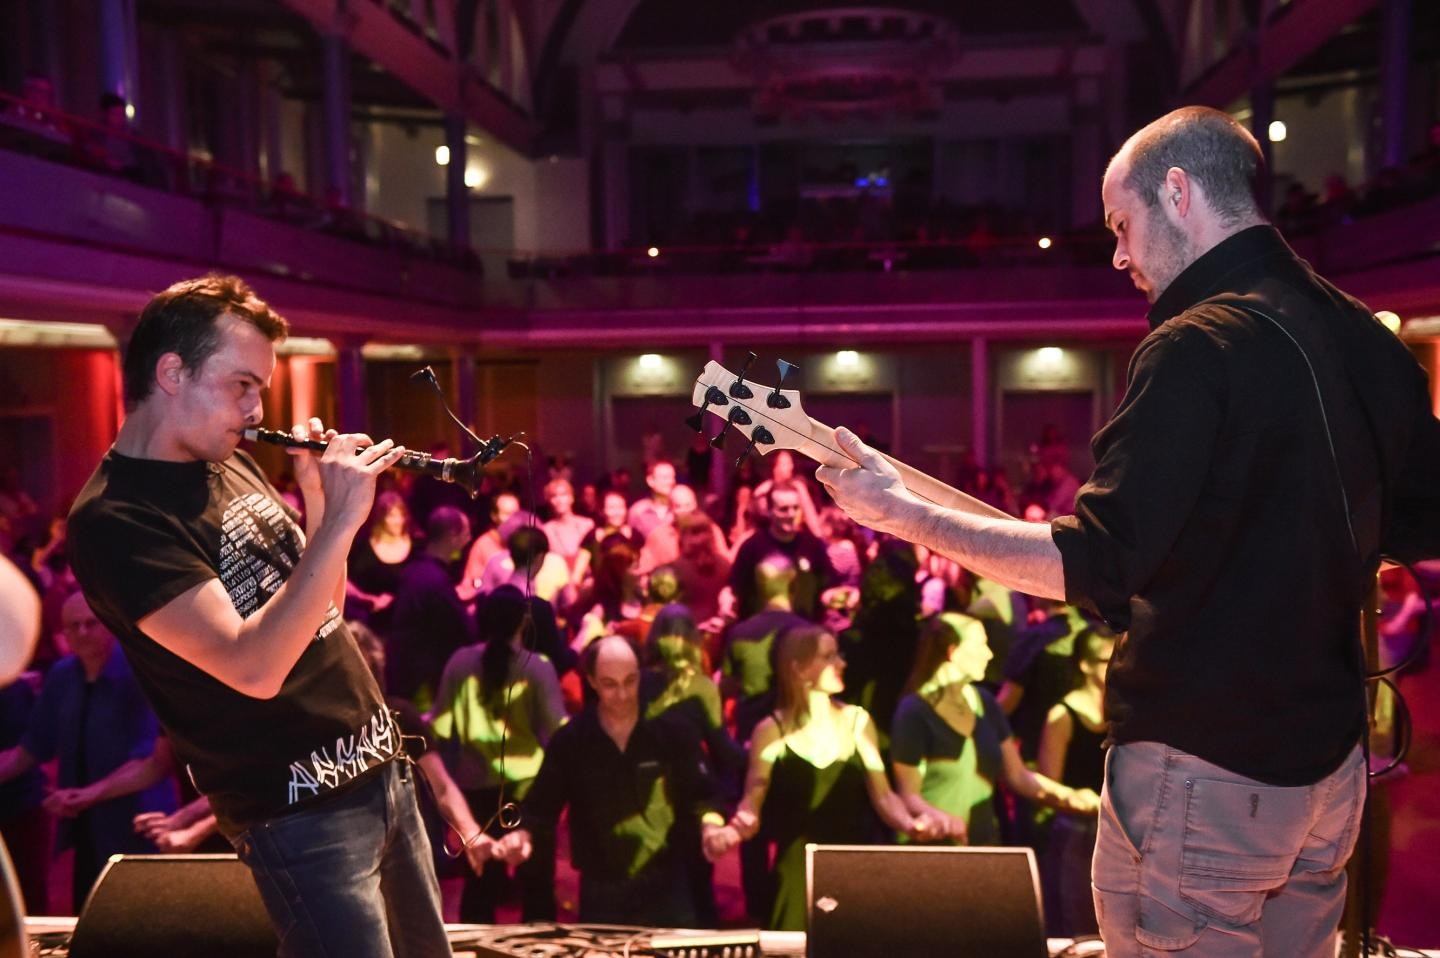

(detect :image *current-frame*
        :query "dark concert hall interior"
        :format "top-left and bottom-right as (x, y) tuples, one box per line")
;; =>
(1, 1), (1439, 956)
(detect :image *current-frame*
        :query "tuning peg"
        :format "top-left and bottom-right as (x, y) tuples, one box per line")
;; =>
(768, 359), (797, 409)
(711, 405), (753, 449)
(710, 419), (734, 449)
(729, 351), (757, 400)
(686, 386), (730, 432)
(734, 424), (776, 469)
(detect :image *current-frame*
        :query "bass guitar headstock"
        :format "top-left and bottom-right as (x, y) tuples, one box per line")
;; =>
(688, 353), (826, 467)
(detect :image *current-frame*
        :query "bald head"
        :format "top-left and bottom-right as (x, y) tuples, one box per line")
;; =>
(61, 590), (116, 678)
(587, 635), (640, 722)
(1101, 107), (1267, 303)
(756, 552), (797, 604)
(591, 634), (638, 674)
(1107, 106), (1264, 229)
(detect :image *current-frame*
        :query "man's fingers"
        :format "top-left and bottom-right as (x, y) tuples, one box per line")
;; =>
(834, 426), (882, 470)
(814, 463), (844, 488)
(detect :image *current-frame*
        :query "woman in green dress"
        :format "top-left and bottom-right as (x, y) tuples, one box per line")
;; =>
(890, 611), (1098, 846)
(711, 623), (944, 930)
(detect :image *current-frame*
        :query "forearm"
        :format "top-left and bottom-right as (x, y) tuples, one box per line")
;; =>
(0, 746), (34, 784)
(892, 499), (1065, 600)
(872, 788), (917, 833)
(418, 753), (482, 841)
(1015, 766), (1080, 810)
(85, 753), (169, 803)
(300, 485), (347, 614)
(170, 796), (213, 829)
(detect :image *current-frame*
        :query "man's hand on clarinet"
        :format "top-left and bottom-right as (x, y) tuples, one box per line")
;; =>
(285, 418), (406, 535)
(815, 427), (921, 536)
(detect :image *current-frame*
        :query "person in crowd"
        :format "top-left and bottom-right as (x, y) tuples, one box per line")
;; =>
(996, 600), (1093, 759)
(461, 491), (528, 593)
(721, 554), (809, 745)
(752, 451), (824, 539)
(818, 505), (864, 590)
(890, 612), (1098, 851)
(969, 467), (1017, 517)
(1036, 628), (1114, 937)
(0, 671), (49, 914)
(917, 546), (968, 618)
(577, 482), (601, 520)
(477, 525), (574, 607)
(707, 623), (938, 930)
(0, 590), (176, 913)
(627, 459), (678, 541)
(604, 466), (634, 501)
(133, 793), (218, 853)
(68, 275), (448, 957)
(819, 106), (1440, 956)
(428, 587), (565, 922)
(387, 505), (474, 711)
(573, 534), (644, 637)
(541, 478), (595, 591)
(838, 542), (923, 751)
(685, 433), (714, 490)
(644, 603), (743, 776)
(1043, 461), (1081, 519)
(728, 483), (836, 620)
(79, 93), (143, 181)
(584, 489), (644, 564)
(640, 483), (714, 571)
(493, 636), (731, 926)
(345, 490), (414, 629)
(724, 457), (763, 547)
(965, 575), (1029, 689)
(642, 603), (745, 926)
(667, 512), (732, 633)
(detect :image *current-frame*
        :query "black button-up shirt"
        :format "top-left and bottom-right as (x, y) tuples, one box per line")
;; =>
(520, 708), (724, 881)
(1053, 225), (1440, 785)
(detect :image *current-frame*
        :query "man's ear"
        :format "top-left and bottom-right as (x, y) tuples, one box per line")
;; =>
(1163, 166), (1192, 220)
(154, 352), (186, 397)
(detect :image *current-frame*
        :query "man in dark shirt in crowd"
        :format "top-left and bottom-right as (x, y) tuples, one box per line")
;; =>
(721, 554), (807, 745)
(819, 107), (1440, 955)
(67, 275), (449, 957)
(728, 483), (835, 620)
(495, 635), (731, 926)
(386, 505), (474, 710)
(0, 590), (175, 912)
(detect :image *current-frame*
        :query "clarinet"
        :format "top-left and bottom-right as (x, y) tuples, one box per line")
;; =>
(241, 427), (495, 497)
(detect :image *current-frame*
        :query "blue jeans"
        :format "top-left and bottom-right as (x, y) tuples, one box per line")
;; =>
(230, 759), (450, 958)
(1092, 741), (1365, 957)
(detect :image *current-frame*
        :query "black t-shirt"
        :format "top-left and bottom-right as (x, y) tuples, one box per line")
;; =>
(68, 450), (398, 837)
(728, 528), (836, 620)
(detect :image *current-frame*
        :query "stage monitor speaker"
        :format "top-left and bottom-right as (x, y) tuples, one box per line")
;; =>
(805, 844), (1047, 958)
(67, 853), (276, 958)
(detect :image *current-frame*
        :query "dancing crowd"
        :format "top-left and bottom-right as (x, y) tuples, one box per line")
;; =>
(0, 428), (1135, 937)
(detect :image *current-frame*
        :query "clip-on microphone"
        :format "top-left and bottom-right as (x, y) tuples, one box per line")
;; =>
(410, 365), (526, 470)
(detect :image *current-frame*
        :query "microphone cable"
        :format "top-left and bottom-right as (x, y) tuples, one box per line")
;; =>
(406, 365), (535, 855)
